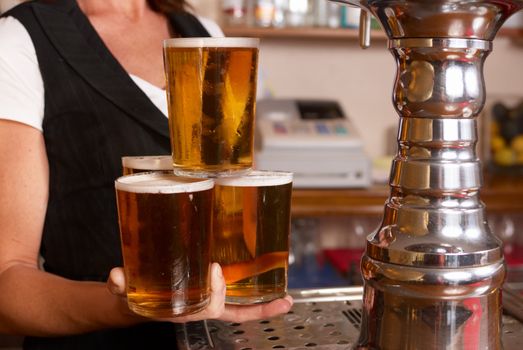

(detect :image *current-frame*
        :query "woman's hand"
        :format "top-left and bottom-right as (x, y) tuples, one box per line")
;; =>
(106, 263), (293, 324)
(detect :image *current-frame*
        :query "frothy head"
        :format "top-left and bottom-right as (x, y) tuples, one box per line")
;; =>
(115, 171), (214, 194)
(121, 155), (173, 171)
(214, 170), (293, 187)
(164, 37), (259, 49)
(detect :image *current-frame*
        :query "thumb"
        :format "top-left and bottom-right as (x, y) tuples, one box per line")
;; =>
(205, 262), (226, 319)
(211, 262), (226, 296)
(107, 267), (127, 296)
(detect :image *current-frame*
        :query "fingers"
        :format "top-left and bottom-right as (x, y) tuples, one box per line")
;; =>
(201, 262), (226, 319)
(115, 262), (292, 325)
(169, 263), (293, 323)
(107, 267), (126, 296)
(167, 262), (226, 323)
(106, 267), (145, 321)
(219, 294), (294, 323)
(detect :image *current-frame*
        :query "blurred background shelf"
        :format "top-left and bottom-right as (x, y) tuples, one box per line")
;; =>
(223, 25), (387, 40)
(291, 173), (523, 217)
(291, 185), (387, 217)
(224, 26), (523, 40)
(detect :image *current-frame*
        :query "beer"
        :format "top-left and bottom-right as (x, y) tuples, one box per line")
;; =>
(163, 37), (259, 177)
(212, 171), (293, 304)
(115, 172), (214, 317)
(121, 155), (172, 175)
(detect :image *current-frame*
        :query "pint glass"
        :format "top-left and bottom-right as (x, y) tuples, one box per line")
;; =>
(163, 37), (259, 178)
(212, 171), (293, 304)
(121, 155), (172, 175)
(115, 172), (214, 317)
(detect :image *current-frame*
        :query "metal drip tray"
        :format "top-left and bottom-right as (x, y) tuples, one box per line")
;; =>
(176, 286), (523, 350)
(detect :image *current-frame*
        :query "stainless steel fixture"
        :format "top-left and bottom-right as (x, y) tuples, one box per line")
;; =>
(175, 287), (523, 349)
(326, 1), (523, 349)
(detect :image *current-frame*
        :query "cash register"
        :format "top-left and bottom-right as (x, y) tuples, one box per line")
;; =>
(254, 98), (371, 188)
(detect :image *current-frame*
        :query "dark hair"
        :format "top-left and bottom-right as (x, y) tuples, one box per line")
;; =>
(147, 0), (189, 13)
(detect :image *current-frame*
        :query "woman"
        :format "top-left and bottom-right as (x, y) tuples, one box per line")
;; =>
(0, 0), (292, 348)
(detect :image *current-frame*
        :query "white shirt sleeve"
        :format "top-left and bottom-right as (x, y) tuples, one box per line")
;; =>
(198, 16), (225, 37)
(0, 16), (45, 131)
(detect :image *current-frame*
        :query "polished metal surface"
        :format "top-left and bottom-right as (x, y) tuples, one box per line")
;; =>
(175, 287), (523, 350)
(359, 258), (505, 349)
(331, 1), (523, 40)
(390, 38), (490, 119)
(327, 1), (523, 349)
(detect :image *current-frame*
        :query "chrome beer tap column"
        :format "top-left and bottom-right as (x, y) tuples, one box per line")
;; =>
(330, 1), (523, 349)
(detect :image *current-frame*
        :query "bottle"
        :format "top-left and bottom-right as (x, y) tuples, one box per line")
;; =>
(272, 0), (288, 27)
(255, 0), (275, 27)
(286, 0), (312, 27)
(326, 1), (341, 28)
(221, 0), (246, 26)
(340, 5), (360, 28)
(313, 0), (328, 27)
(244, 0), (256, 26)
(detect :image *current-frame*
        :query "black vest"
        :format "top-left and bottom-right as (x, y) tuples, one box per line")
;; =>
(4, 0), (210, 348)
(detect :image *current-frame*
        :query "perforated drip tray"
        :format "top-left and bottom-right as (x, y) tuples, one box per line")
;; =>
(175, 286), (523, 350)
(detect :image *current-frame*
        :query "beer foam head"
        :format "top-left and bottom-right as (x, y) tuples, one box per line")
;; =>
(164, 37), (259, 49)
(214, 170), (293, 187)
(121, 155), (172, 171)
(115, 172), (214, 194)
